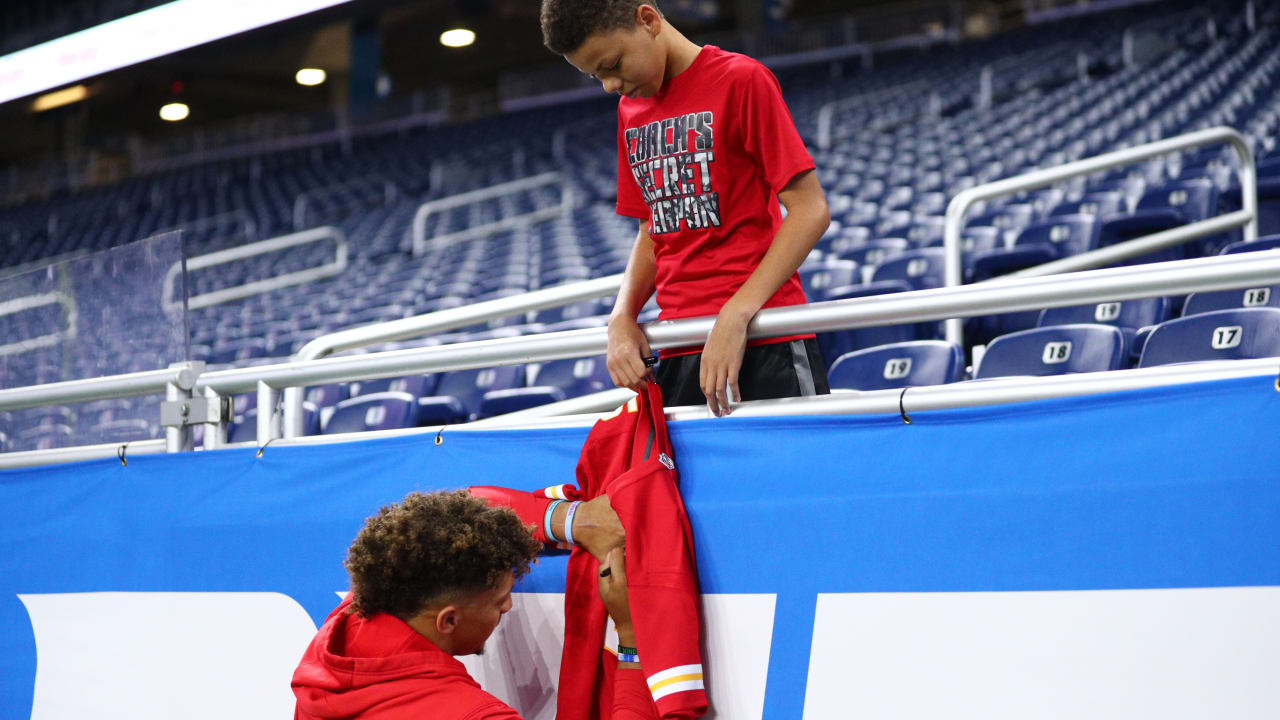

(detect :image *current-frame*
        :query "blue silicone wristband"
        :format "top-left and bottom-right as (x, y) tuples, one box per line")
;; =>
(562, 501), (582, 546)
(544, 500), (565, 543)
(617, 651), (640, 664)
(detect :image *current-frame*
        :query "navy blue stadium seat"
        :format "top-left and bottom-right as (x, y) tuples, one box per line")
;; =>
(349, 374), (437, 398)
(837, 239), (908, 269)
(1182, 285), (1280, 317)
(871, 248), (945, 291)
(323, 392), (420, 434)
(817, 281), (918, 365)
(304, 383), (349, 408)
(1138, 309), (1280, 367)
(1098, 179), (1218, 264)
(970, 215), (1099, 282)
(1219, 235), (1280, 255)
(975, 325), (1127, 379)
(90, 419), (153, 444)
(478, 356), (611, 417)
(827, 341), (964, 391)
(418, 365), (525, 424)
(799, 261), (859, 300)
(1050, 191), (1125, 218)
(1038, 297), (1170, 363)
(534, 300), (606, 325)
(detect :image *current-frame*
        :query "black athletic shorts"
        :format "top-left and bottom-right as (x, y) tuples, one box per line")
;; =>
(654, 337), (830, 407)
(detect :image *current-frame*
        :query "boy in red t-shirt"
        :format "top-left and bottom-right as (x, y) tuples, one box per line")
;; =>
(541, 1), (832, 416)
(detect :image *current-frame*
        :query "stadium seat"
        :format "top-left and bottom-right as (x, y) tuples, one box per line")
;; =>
(1038, 297), (1170, 363)
(817, 281), (918, 365)
(1138, 308), (1280, 367)
(229, 403), (322, 442)
(89, 419), (153, 444)
(970, 215), (1099, 282)
(1182, 285), (1280, 316)
(1097, 179), (1218, 264)
(322, 392), (420, 434)
(1218, 234), (1280, 255)
(1050, 191), (1124, 219)
(827, 341), (964, 391)
(418, 365), (525, 424)
(799, 261), (859, 299)
(477, 356), (611, 417)
(871, 248), (945, 291)
(974, 324), (1128, 379)
(349, 374), (437, 398)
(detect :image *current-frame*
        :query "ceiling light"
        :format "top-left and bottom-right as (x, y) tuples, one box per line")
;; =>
(295, 68), (327, 86)
(159, 102), (189, 122)
(439, 28), (476, 48)
(32, 85), (88, 112)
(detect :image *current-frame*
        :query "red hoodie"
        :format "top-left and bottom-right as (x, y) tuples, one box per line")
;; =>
(292, 596), (520, 720)
(293, 597), (661, 719)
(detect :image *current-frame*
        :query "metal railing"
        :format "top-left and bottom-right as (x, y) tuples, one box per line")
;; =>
(411, 172), (573, 257)
(943, 126), (1259, 345)
(161, 226), (348, 313)
(195, 251), (1280, 445)
(3, 251), (1279, 467)
(0, 290), (78, 357)
(293, 175), (399, 231)
(280, 273), (625, 437)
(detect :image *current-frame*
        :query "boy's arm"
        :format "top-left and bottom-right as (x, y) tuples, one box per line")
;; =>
(700, 168), (829, 416)
(606, 221), (658, 391)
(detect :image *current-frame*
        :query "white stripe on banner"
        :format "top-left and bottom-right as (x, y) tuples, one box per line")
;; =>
(804, 587), (1280, 719)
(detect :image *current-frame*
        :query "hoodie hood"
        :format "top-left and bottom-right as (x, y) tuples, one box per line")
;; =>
(292, 597), (486, 719)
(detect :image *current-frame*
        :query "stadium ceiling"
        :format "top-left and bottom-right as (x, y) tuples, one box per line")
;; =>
(0, 0), (937, 168)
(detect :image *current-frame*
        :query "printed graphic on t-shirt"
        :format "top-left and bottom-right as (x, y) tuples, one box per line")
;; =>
(623, 111), (721, 235)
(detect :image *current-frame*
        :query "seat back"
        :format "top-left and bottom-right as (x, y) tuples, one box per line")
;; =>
(828, 341), (964, 390)
(532, 356), (611, 398)
(1013, 215), (1099, 257)
(1050, 191), (1125, 218)
(1182, 285), (1280, 316)
(1135, 178), (1217, 222)
(975, 324), (1127, 379)
(839, 239), (908, 267)
(349, 374), (437, 398)
(323, 392), (421, 434)
(1218, 235), (1280, 255)
(871, 248), (946, 291)
(1037, 298), (1170, 330)
(1138, 308), (1280, 367)
(433, 366), (526, 418)
(799, 261), (859, 299)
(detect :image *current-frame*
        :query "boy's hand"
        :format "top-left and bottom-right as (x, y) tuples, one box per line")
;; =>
(700, 305), (751, 416)
(606, 316), (654, 391)
(597, 546), (634, 643)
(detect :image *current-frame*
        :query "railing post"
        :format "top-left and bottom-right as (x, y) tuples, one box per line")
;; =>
(257, 381), (279, 445)
(202, 386), (228, 449)
(161, 361), (203, 453)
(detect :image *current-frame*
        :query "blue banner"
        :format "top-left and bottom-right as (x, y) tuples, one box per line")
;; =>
(2, 376), (1278, 719)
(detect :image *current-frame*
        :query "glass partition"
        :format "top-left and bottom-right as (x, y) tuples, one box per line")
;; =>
(0, 233), (188, 451)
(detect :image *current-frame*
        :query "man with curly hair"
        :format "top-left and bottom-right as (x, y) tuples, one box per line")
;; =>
(292, 490), (657, 719)
(541, 0), (831, 417)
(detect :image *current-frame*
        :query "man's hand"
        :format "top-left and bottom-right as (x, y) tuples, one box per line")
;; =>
(699, 303), (751, 417)
(607, 316), (654, 391)
(569, 494), (626, 563)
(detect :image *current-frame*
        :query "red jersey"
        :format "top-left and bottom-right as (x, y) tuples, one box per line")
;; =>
(558, 382), (706, 720)
(616, 45), (816, 357)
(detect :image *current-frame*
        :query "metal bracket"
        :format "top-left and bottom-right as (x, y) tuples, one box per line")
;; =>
(160, 397), (222, 428)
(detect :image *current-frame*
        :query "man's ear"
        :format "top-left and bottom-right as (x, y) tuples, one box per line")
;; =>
(434, 605), (460, 635)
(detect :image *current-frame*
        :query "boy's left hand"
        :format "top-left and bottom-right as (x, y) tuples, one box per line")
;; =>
(700, 307), (750, 416)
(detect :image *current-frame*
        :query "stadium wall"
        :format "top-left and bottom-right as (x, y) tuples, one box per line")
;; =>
(1, 375), (1278, 719)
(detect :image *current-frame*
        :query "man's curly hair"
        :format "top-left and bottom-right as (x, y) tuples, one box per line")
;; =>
(540, 0), (661, 55)
(345, 490), (542, 619)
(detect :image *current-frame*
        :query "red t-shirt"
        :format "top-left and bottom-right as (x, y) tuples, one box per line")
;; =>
(616, 45), (816, 357)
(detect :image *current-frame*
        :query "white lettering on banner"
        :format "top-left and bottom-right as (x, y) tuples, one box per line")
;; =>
(803, 587), (1280, 719)
(461, 593), (776, 720)
(18, 592), (318, 720)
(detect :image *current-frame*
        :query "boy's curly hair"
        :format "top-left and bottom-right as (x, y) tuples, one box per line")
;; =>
(345, 490), (542, 619)
(540, 0), (661, 55)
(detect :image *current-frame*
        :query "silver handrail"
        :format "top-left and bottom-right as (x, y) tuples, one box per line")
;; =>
(0, 365), (198, 412)
(161, 226), (348, 312)
(200, 251), (1280, 445)
(0, 290), (78, 357)
(411, 172), (573, 257)
(293, 175), (398, 231)
(943, 126), (1259, 345)
(280, 273), (625, 437)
